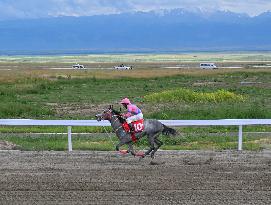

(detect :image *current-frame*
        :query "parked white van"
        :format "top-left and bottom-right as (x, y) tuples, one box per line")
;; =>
(200, 63), (217, 69)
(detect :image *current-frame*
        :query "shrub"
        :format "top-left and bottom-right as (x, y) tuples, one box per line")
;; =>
(144, 88), (245, 103)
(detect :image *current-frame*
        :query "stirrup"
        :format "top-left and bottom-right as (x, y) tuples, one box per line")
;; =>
(128, 124), (134, 133)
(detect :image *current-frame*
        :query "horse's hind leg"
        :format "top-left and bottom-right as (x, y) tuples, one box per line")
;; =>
(144, 135), (155, 156)
(144, 132), (162, 157)
(151, 137), (163, 158)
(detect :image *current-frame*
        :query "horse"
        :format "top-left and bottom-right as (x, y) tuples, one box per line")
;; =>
(95, 106), (177, 158)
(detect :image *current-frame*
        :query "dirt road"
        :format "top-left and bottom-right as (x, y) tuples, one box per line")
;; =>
(0, 150), (270, 204)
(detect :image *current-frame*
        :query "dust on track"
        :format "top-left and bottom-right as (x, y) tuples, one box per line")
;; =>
(0, 150), (270, 205)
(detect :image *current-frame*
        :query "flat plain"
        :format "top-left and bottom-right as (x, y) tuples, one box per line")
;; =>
(0, 53), (271, 151)
(0, 53), (270, 204)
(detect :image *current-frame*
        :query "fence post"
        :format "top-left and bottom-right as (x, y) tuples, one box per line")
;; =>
(238, 125), (243, 151)
(68, 126), (72, 152)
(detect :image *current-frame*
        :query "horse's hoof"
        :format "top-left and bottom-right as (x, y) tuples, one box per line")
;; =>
(119, 150), (128, 154)
(136, 152), (145, 158)
(138, 155), (145, 161)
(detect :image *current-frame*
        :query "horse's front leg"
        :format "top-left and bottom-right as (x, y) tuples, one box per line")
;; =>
(116, 141), (126, 151)
(128, 143), (136, 156)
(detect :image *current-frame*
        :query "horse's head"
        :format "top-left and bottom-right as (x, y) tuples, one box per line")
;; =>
(95, 108), (113, 121)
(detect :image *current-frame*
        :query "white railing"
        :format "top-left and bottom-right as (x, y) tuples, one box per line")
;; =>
(0, 119), (271, 151)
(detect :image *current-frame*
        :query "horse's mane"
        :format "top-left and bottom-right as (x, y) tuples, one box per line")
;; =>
(111, 108), (121, 115)
(111, 109), (126, 123)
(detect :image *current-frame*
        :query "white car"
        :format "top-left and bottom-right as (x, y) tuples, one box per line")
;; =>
(113, 64), (132, 70)
(72, 64), (85, 69)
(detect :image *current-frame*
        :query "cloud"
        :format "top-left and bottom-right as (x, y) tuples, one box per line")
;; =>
(126, 0), (271, 16)
(0, 0), (271, 20)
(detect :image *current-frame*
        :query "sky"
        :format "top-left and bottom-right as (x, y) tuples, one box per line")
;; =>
(0, 0), (271, 20)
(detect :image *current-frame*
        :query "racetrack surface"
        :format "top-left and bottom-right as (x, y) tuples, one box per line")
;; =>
(0, 150), (270, 205)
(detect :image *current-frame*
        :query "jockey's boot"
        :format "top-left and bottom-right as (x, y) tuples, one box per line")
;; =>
(128, 123), (134, 133)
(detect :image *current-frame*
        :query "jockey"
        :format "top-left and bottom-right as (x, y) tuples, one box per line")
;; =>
(120, 97), (143, 132)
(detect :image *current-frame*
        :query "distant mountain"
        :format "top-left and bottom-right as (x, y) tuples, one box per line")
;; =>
(0, 9), (271, 52)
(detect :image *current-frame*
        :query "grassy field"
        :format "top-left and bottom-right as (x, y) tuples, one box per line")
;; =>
(0, 53), (271, 151)
(0, 134), (267, 151)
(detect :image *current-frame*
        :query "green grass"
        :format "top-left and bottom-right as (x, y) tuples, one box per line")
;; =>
(0, 70), (270, 131)
(0, 71), (270, 119)
(0, 60), (270, 151)
(0, 135), (116, 151)
(0, 134), (265, 151)
(1, 125), (271, 134)
(148, 102), (271, 119)
(0, 126), (108, 133)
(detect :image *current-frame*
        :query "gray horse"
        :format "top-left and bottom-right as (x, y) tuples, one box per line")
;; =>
(95, 106), (176, 158)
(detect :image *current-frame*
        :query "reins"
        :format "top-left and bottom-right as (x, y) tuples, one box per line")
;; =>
(111, 115), (122, 132)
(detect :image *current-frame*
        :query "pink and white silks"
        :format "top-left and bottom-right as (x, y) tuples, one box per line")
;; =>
(123, 104), (143, 124)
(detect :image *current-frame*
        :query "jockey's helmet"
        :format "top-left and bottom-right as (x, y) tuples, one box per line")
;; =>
(120, 98), (131, 105)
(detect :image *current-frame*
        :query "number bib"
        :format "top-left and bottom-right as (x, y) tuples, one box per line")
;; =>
(132, 119), (144, 133)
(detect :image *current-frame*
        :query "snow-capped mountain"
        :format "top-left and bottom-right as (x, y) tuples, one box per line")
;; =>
(0, 9), (270, 51)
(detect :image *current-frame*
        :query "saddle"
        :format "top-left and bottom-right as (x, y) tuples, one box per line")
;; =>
(122, 119), (144, 142)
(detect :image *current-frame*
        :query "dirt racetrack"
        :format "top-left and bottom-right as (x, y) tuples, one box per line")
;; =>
(0, 150), (270, 205)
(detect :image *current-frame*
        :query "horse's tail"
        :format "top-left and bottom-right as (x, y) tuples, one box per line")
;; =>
(162, 124), (177, 136)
